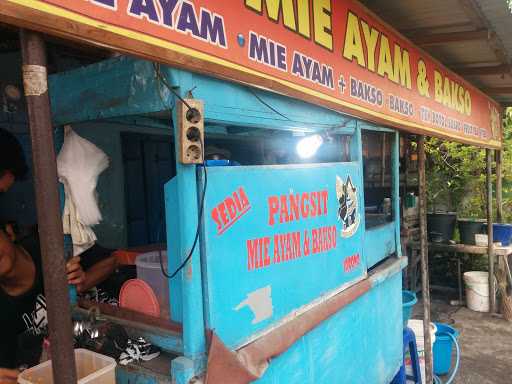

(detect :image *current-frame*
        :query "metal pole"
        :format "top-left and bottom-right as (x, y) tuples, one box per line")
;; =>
(418, 135), (433, 384)
(19, 30), (77, 383)
(486, 148), (496, 313)
(496, 150), (503, 224)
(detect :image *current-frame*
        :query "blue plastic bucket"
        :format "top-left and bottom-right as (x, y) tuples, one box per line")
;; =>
(402, 290), (417, 328)
(433, 323), (460, 375)
(492, 224), (512, 246)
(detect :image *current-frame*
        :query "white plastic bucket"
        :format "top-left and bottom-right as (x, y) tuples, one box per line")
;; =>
(405, 320), (437, 384)
(464, 271), (489, 312)
(135, 251), (170, 319)
(18, 349), (116, 384)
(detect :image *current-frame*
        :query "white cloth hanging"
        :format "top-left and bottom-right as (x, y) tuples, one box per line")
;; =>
(57, 127), (109, 256)
(61, 181), (97, 255)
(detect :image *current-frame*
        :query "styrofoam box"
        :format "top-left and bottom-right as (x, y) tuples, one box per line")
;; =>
(475, 234), (488, 247)
(18, 349), (116, 384)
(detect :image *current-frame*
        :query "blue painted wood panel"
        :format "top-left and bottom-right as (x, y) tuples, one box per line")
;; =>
(254, 268), (403, 384)
(364, 222), (397, 268)
(165, 178), (183, 323)
(49, 57), (356, 134)
(116, 368), (171, 384)
(200, 162), (366, 348)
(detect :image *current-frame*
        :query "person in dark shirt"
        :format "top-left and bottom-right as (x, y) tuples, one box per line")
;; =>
(0, 128), (87, 382)
(0, 227), (115, 374)
(0, 128), (126, 383)
(0, 127), (35, 383)
(0, 127), (28, 193)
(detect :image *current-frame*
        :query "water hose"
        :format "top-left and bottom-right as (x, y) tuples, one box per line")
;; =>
(433, 332), (460, 384)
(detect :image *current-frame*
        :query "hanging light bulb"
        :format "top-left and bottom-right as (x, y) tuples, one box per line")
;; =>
(296, 134), (324, 159)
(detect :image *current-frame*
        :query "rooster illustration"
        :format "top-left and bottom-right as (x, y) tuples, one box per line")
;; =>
(336, 175), (358, 235)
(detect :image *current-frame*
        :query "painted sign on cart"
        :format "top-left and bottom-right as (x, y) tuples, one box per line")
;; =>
(0, 0), (502, 147)
(201, 163), (365, 348)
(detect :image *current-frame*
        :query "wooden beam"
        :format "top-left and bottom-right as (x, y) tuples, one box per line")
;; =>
(482, 87), (512, 95)
(400, 22), (475, 36)
(453, 64), (512, 76)
(496, 150), (503, 223)
(418, 136), (433, 384)
(411, 29), (492, 46)
(486, 148), (496, 313)
(457, 0), (486, 29)
(381, 133), (386, 186)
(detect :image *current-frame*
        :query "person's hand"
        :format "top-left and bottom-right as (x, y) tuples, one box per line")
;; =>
(66, 256), (86, 292)
(0, 368), (18, 384)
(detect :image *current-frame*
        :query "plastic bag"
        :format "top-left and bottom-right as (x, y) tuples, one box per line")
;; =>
(57, 129), (109, 226)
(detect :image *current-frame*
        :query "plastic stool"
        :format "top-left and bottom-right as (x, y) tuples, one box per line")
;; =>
(391, 327), (422, 384)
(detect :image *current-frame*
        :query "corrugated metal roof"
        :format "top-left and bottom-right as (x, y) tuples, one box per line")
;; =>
(362, 0), (472, 29)
(477, 0), (512, 60)
(360, 0), (512, 106)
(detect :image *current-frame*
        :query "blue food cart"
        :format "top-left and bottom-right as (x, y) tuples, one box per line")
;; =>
(48, 56), (406, 383)
(2, 1), (502, 383)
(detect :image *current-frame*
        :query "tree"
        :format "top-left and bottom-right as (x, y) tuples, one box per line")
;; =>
(502, 107), (512, 220)
(425, 107), (512, 220)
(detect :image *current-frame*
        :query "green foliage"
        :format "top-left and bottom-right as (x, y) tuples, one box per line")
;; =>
(425, 138), (486, 215)
(502, 108), (512, 219)
(425, 107), (512, 221)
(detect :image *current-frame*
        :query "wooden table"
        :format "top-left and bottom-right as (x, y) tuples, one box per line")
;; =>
(409, 242), (512, 304)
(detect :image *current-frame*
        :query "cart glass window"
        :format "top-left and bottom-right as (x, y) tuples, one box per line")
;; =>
(362, 131), (394, 229)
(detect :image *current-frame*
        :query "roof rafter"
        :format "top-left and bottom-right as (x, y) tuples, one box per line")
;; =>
(411, 29), (493, 46)
(452, 64), (512, 76)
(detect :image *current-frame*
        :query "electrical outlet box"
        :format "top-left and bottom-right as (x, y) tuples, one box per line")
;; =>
(177, 98), (204, 164)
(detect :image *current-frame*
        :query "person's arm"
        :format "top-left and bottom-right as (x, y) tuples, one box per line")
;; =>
(0, 368), (18, 384)
(67, 255), (119, 293)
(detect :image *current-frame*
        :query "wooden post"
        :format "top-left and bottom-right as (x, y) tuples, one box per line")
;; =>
(496, 150), (503, 224)
(19, 30), (77, 384)
(487, 148), (496, 313)
(381, 133), (387, 186)
(403, 136), (410, 206)
(392, 131), (402, 257)
(418, 135), (433, 383)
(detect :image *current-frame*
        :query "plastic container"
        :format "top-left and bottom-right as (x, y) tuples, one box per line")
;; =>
(475, 234), (488, 247)
(492, 224), (512, 246)
(135, 250), (170, 319)
(402, 290), (418, 328)
(458, 219), (486, 245)
(406, 320), (437, 384)
(205, 159), (240, 166)
(464, 271), (489, 312)
(18, 349), (116, 384)
(427, 213), (457, 242)
(433, 323), (460, 375)
(405, 193), (416, 209)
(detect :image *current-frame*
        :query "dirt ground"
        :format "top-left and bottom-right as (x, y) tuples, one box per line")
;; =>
(412, 296), (512, 384)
